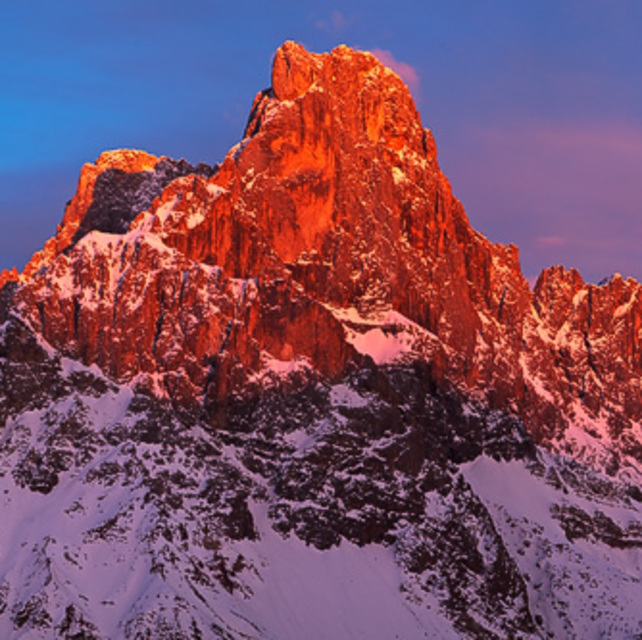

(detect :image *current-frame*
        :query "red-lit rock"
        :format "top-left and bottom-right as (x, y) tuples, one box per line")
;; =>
(0, 267), (18, 290)
(4, 42), (642, 475)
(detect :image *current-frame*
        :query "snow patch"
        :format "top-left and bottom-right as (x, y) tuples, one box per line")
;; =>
(329, 384), (371, 408)
(392, 166), (406, 185)
(229, 502), (457, 640)
(325, 306), (439, 365)
(349, 327), (414, 365)
(206, 183), (227, 199)
(248, 353), (313, 384)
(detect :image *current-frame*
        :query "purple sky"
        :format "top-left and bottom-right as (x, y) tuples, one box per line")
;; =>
(2, 1), (641, 284)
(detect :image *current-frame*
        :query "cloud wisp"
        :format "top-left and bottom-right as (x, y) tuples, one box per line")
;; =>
(315, 10), (354, 35)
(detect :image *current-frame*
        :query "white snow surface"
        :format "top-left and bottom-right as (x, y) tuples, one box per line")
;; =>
(0, 354), (457, 639)
(462, 455), (642, 640)
(326, 305), (440, 365)
(1, 337), (642, 637)
(228, 504), (456, 640)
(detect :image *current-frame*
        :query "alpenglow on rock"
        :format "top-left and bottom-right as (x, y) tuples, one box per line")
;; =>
(0, 42), (640, 639)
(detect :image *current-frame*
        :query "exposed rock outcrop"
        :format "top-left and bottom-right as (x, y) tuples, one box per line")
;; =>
(4, 42), (641, 481)
(0, 41), (641, 639)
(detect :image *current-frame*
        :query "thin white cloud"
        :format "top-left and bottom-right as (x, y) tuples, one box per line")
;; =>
(535, 235), (566, 248)
(315, 10), (353, 35)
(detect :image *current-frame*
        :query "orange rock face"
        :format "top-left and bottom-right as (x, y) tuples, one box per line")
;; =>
(4, 42), (642, 472)
(0, 267), (18, 290)
(22, 151), (162, 278)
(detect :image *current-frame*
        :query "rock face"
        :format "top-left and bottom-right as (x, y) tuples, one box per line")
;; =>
(0, 42), (641, 638)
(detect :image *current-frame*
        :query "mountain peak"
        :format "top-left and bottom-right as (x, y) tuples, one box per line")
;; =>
(262, 42), (425, 154)
(271, 40), (320, 101)
(1, 42), (642, 638)
(4, 40), (642, 474)
(93, 148), (162, 173)
(12, 150), (213, 281)
(228, 42), (441, 273)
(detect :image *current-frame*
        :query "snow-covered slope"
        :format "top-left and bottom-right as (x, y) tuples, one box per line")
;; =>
(1, 316), (640, 638)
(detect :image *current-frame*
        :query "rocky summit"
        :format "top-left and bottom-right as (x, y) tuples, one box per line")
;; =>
(0, 41), (641, 639)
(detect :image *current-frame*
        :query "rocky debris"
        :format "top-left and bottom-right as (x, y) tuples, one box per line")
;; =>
(552, 503), (642, 548)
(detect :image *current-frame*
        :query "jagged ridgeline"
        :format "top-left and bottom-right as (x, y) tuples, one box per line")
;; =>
(0, 42), (640, 639)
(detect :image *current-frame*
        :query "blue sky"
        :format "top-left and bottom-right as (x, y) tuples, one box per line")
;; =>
(2, 0), (641, 283)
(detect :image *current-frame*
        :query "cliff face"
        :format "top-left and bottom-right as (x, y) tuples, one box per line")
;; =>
(5, 42), (641, 478)
(8, 43), (524, 394)
(0, 42), (641, 638)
